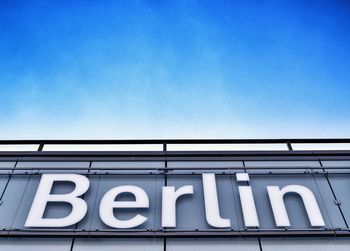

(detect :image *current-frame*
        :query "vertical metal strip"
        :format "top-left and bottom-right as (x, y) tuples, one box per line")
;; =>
(320, 160), (349, 228)
(37, 142), (44, 151)
(0, 160), (17, 201)
(258, 236), (263, 251)
(9, 170), (31, 230)
(71, 161), (92, 248)
(229, 168), (241, 229)
(69, 237), (76, 251)
(311, 172), (332, 228)
(88, 173), (102, 231)
(153, 166), (158, 232)
(0, 160), (18, 233)
(163, 142), (167, 251)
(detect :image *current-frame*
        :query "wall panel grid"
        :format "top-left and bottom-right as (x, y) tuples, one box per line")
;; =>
(0, 157), (349, 238)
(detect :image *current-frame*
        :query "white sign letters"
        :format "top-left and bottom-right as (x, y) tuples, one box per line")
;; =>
(25, 173), (326, 229)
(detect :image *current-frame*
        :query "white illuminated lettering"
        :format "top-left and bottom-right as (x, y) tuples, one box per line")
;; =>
(25, 174), (89, 227)
(202, 173), (231, 228)
(162, 185), (193, 227)
(267, 185), (325, 227)
(236, 173), (259, 227)
(24, 173), (328, 230)
(99, 185), (149, 228)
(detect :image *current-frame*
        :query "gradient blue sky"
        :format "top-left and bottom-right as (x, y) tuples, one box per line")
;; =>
(0, 0), (349, 139)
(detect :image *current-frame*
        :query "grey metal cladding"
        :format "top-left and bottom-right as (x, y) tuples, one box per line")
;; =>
(73, 238), (163, 251)
(167, 161), (243, 168)
(0, 162), (16, 168)
(0, 238), (72, 251)
(91, 161), (165, 168)
(260, 237), (350, 251)
(321, 161), (350, 167)
(0, 175), (31, 229)
(16, 162), (90, 168)
(0, 175), (10, 199)
(327, 173), (350, 227)
(244, 161), (321, 168)
(166, 238), (260, 251)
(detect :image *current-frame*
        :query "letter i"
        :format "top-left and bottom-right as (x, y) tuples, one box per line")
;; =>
(236, 173), (259, 227)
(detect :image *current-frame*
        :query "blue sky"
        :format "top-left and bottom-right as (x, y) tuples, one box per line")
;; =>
(0, 0), (349, 139)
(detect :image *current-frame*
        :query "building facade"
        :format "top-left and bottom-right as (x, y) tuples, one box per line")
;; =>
(0, 139), (349, 250)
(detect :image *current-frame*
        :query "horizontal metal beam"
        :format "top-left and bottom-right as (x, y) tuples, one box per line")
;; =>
(0, 166), (348, 171)
(2, 171), (350, 176)
(0, 138), (350, 144)
(1, 229), (350, 238)
(0, 150), (350, 157)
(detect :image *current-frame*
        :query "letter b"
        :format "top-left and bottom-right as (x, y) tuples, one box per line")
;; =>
(25, 174), (89, 227)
